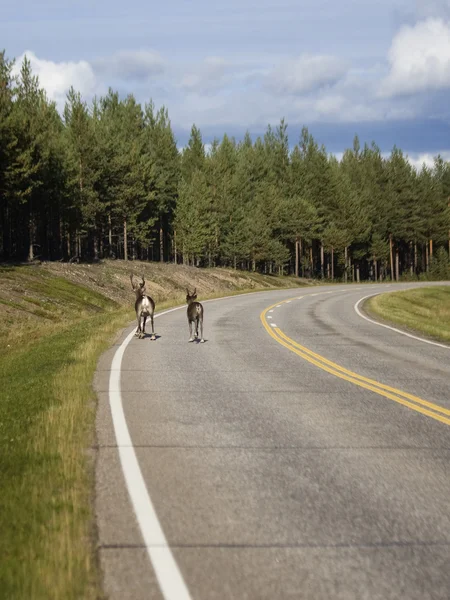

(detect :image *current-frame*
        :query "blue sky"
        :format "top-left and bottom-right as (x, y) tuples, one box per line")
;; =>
(3, 0), (450, 166)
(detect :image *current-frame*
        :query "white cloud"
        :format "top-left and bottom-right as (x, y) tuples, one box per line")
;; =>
(405, 151), (450, 169)
(379, 18), (450, 97)
(265, 54), (348, 95)
(93, 49), (165, 81)
(332, 150), (450, 171)
(179, 57), (229, 93)
(12, 50), (97, 105)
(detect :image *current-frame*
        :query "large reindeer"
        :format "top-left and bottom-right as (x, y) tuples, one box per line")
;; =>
(130, 274), (156, 340)
(186, 287), (204, 343)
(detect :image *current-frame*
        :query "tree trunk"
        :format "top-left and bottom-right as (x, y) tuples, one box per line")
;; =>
(108, 213), (112, 252)
(174, 230), (177, 264)
(309, 246), (313, 276)
(320, 241), (324, 278)
(124, 217), (128, 261)
(299, 238), (303, 277)
(159, 218), (164, 262)
(425, 243), (429, 271)
(395, 248), (399, 281)
(429, 239), (433, 264)
(331, 247), (334, 280)
(295, 236), (299, 277)
(409, 241), (413, 276)
(414, 242), (418, 274)
(356, 264), (360, 283)
(374, 259), (378, 282)
(389, 234), (394, 281)
(344, 246), (348, 283)
(93, 231), (99, 261)
(28, 211), (34, 261)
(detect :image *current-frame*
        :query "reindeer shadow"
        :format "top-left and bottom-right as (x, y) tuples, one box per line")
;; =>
(189, 338), (208, 344)
(143, 333), (161, 341)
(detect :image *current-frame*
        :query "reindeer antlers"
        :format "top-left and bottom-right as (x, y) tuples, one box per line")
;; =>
(130, 273), (146, 290)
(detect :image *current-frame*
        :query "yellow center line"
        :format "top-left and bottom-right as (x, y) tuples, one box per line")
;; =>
(260, 295), (450, 427)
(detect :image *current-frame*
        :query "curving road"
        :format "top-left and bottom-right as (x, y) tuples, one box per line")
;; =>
(94, 282), (450, 600)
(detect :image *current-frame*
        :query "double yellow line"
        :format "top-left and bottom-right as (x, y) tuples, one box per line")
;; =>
(260, 296), (450, 427)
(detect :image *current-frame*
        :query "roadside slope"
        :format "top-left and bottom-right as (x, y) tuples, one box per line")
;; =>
(364, 285), (450, 344)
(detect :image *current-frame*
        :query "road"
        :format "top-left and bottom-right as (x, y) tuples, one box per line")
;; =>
(94, 282), (450, 600)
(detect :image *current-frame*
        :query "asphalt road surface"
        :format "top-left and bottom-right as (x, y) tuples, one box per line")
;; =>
(94, 282), (450, 600)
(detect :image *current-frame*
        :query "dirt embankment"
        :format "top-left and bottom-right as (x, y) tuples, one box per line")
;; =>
(44, 260), (308, 305)
(0, 260), (312, 348)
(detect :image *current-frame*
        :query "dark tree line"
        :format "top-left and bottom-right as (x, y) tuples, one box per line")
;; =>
(1, 50), (450, 281)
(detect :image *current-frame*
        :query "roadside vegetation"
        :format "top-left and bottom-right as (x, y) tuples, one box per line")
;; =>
(365, 286), (450, 343)
(0, 259), (306, 599)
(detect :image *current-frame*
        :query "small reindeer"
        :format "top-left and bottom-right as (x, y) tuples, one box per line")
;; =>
(130, 274), (156, 340)
(186, 287), (204, 343)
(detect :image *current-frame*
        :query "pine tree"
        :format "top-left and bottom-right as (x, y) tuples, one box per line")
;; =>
(181, 124), (205, 184)
(0, 50), (16, 258)
(8, 57), (47, 261)
(144, 102), (180, 262)
(174, 169), (214, 265)
(64, 87), (102, 259)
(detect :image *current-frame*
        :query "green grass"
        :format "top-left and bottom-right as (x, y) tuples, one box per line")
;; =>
(0, 262), (310, 599)
(0, 270), (131, 598)
(365, 286), (450, 343)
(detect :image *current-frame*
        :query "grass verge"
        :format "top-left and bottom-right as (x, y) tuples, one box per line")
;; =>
(0, 264), (306, 599)
(0, 306), (134, 599)
(365, 286), (450, 343)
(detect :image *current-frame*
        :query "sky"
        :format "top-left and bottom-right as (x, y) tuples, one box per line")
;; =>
(3, 0), (450, 167)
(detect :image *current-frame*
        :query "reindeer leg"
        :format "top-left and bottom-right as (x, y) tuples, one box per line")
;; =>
(142, 315), (147, 338)
(193, 317), (198, 339)
(135, 311), (140, 337)
(199, 316), (204, 343)
(188, 320), (194, 342)
(150, 314), (156, 340)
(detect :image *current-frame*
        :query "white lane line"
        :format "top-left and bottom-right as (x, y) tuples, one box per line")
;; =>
(276, 304), (281, 307)
(355, 294), (450, 350)
(267, 316), (272, 319)
(269, 309), (274, 313)
(286, 300), (292, 303)
(270, 323), (278, 327)
(109, 305), (192, 600)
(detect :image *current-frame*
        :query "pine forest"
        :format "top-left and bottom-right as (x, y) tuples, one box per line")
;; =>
(1, 51), (450, 282)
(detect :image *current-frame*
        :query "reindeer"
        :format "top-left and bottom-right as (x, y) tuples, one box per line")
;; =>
(130, 274), (156, 340)
(186, 287), (204, 343)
